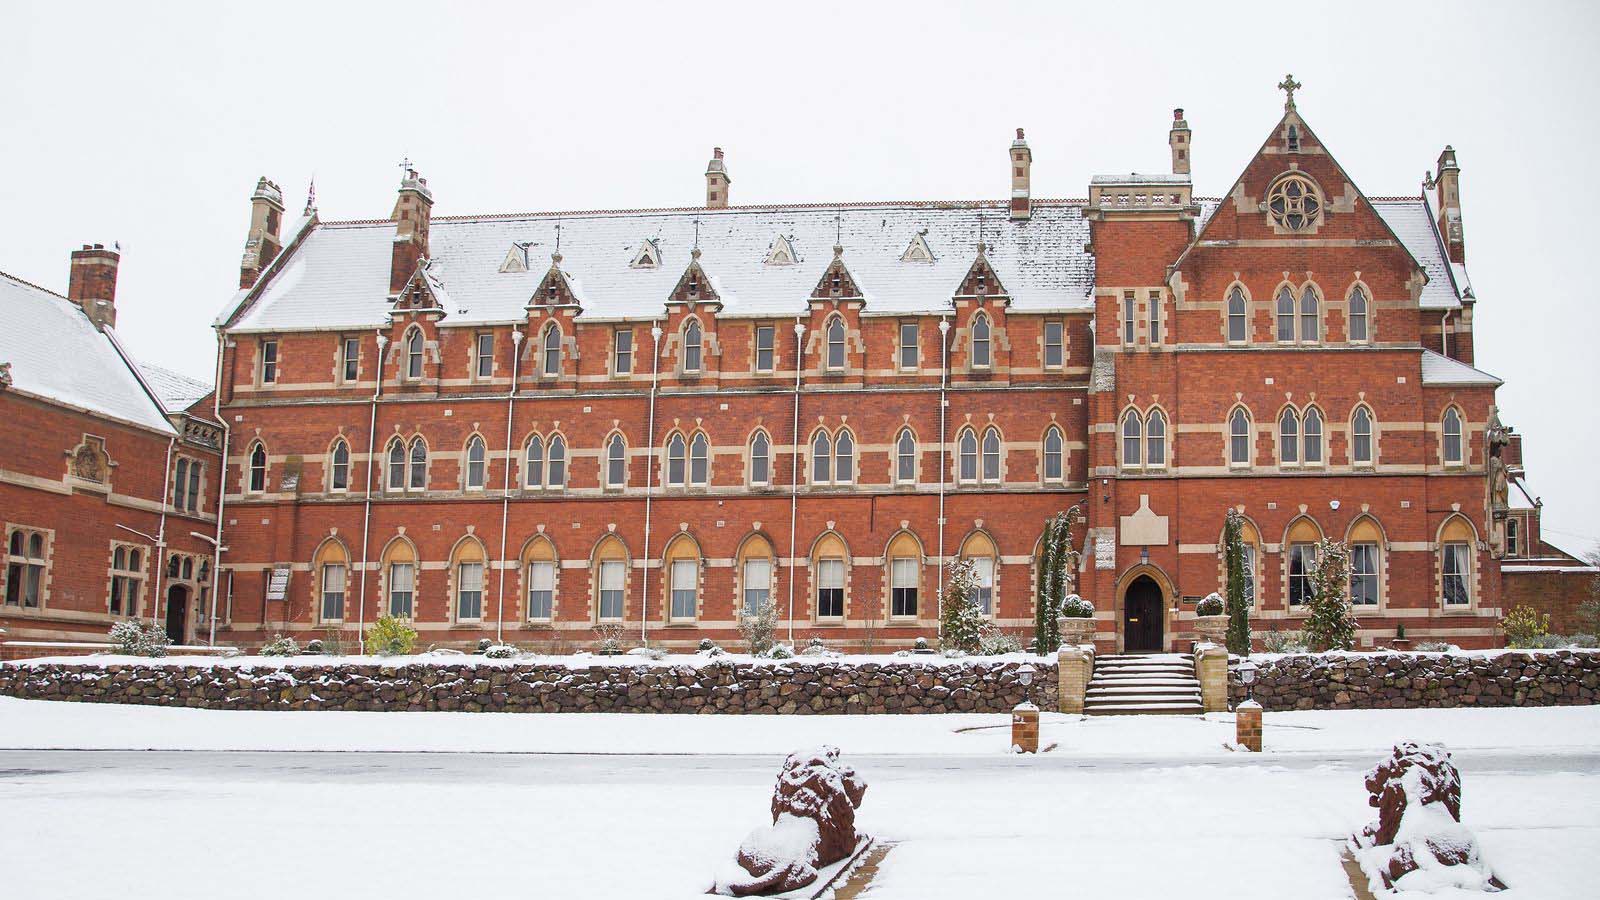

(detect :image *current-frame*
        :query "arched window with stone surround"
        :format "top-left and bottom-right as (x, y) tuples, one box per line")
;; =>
(464, 435), (487, 490)
(1279, 408), (1300, 465)
(547, 434), (566, 488)
(1042, 426), (1064, 482)
(1145, 410), (1167, 469)
(1227, 286), (1248, 343)
(1299, 286), (1320, 343)
(885, 531), (924, 619)
(1276, 286), (1296, 342)
(1439, 516), (1476, 607)
(1120, 411), (1142, 469)
(811, 532), (849, 621)
(408, 437), (428, 490)
(387, 438), (406, 491)
(525, 434), (545, 489)
(380, 536), (416, 619)
(1442, 407), (1464, 466)
(896, 428), (917, 484)
(1347, 517), (1384, 608)
(971, 313), (992, 368)
(451, 536), (487, 623)
(663, 534), (701, 622)
(522, 535), (558, 622)
(825, 316), (846, 371)
(1302, 408), (1324, 466)
(666, 432), (686, 487)
(737, 533), (775, 618)
(689, 432), (710, 486)
(1229, 408), (1252, 467)
(834, 430), (855, 484)
(981, 427), (1002, 483)
(957, 428), (979, 483)
(592, 535), (628, 621)
(811, 431), (832, 484)
(749, 430), (771, 486)
(248, 442), (267, 493)
(960, 531), (999, 616)
(1266, 173), (1322, 232)
(329, 439), (350, 493)
(1351, 406), (1375, 466)
(313, 539), (349, 624)
(405, 326), (425, 379)
(1284, 517), (1322, 607)
(682, 319), (704, 374)
(1348, 285), (1370, 342)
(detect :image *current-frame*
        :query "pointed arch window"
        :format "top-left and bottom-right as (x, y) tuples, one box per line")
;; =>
(811, 431), (832, 484)
(1227, 286), (1248, 343)
(316, 542), (348, 623)
(383, 540), (416, 619)
(405, 328), (424, 379)
(463, 436), (487, 490)
(825, 317), (846, 371)
(689, 432), (710, 486)
(896, 428), (917, 484)
(547, 435), (566, 487)
(542, 324), (562, 376)
(1352, 407), (1374, 466)
(1302, 408), (1323, 465)
(452, 540), (486, 622)
(329, 439), (350, 492)
(666, 433), (686, 487)
(1349, 286), (1370, 342)
(1299, 287), (1319, 342)
(958, 428), (979, 483)
(1145, 411), (1167, 468)
(606, 434), (627, 487)
(408, 438), (428, 490)
(1229, 408), (1252, 467)
(1442, 408), (1464, 466)
(682, 320), (703, 373)
(1276, 286), (1296, 343)
(1121, 413), (1142, 468)
(834, 431), (855, 484)
(971, 314), (992, 369)
(981, 427), (1002, 483)
(387, 439), (406, 491)
(248, 442), (267, 493)
(525, 434), (545, 489)
(1043, 426), (1064, 481)
(1279, 409), (1300, 465)
(749, 431), (771, 486)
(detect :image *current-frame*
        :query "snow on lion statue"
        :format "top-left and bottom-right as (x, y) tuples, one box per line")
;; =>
(711, 745), (868, 896)
(1349, 741), (1504, 893)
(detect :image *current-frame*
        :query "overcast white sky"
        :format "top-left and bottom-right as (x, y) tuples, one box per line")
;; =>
(2, 1), (1597, 556)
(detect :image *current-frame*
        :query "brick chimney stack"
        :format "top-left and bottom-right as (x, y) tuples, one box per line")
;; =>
(1010, 128), (1032, 221)
(1433, 145), (1465, 264)
(390, 164), (434, 295)
(68, 243), (121, 330)
(1169, 108), (1191, 176)
(239, 177), (285, 289)
(705, 148), (730, 209)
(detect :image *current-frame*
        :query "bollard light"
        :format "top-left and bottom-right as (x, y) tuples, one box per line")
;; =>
(1238, 658), (1258, 702)
(1018, 662), (1036, 707)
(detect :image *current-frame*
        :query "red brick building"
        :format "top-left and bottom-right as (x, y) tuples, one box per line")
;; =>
(1, 247), (225, 657)
(208, 90), (1545, 653)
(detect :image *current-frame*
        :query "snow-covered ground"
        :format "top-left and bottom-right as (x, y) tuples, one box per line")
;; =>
(1, 698), (1595, 899)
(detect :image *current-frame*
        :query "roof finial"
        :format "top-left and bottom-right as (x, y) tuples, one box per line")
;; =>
(1277, 73), (1303, 111)
(304, 175), (317, 216)
(398, 155), (415, 180)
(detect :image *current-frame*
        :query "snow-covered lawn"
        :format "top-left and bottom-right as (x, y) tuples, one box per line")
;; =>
(0, 698), (1595, 899)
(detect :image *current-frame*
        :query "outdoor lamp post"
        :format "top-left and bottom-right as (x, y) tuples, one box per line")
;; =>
(1235, 658), (1262, 752)
(1238, 658), (1258, 702)
(1018, 662), (1036, 706)
(1012, 663), (1040, 754)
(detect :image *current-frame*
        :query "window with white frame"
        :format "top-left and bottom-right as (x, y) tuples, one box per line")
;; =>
(1505, 517), (1521, 557)
(597, 559), (625, 620)
(1043, 320), (1064, 368)
(1302, 408), (1323, 465)
(958, 428), (979, 483)
(1229, 408), (1252, 467)
(405, 328), (424, 379)
(1299, 287), (1320, 342)
(971, 555), (995, 615)
(1227, 287), (1248, 343)
(971, 314), (992, 368)
(1043, 426), (1064, 481)
(825, 317), (846, 371)
(527, 560), (555, 621)
(542, 324), (562, 376)
(387, 439), (406, 491)
(1276, 286), (1296, 342)
(899, 322), (919, 370)
(1442, 408), (1464, 466)
(670, 559), (698, 620)
(1352, 408), (1374, 466)
(1350, 543), (1380, 606)
(613, 329), (633, 376)
(1287, 543), (1315, 606)
(342, 336), (360, 383)
(606, 435), (627, 487)
(749, 432), (771, 486)
(834, 431), (854, 483)
(1145, 411), (1167, 468)
(666, 434), (686, 487)
(4, 528), (46, 605)
(689, 433), (710, 486)
(754, 325), (775, 373)
(1348, 286), (1370, 342)
(408, 438), (427, 490)
(1121, 413), (1142, 468)
(248, 443), (268, 492)
(742, 557), (771, 617)
(682, 321), (703, 374)
(475, 333), (495, 379)
(1148, 291), (1162, 346)
(1122, 293), (1136, 346)
(1279, 409), (1299, 465)
(891, 557), (919, 617)
(387, 561), (415, 618)
(464, 436), (487, 489)
(816, 558), (845, 618)
(811, 432), (832, 484)
(896, 429), (916, 484)
(329, 441), (349, 492)
(456, 561), (485, 621)
(320, 561), (346, 622)
(981, 427), (1002, 483)
(259, 339), (279, 383)
(1442, 542), (1471, 605)
(109, 544), (144, 616)
(525, 434), (545, 489)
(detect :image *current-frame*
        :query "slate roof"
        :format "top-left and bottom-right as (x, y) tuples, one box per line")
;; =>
(0, 270), (175, 434)
(1419, 349), (1502, 386)
(139, 363), (212, 414)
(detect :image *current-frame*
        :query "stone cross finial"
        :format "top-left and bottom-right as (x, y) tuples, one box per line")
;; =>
(1278, 74), (1303, 110)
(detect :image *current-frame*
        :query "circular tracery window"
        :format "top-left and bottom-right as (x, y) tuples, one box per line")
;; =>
(1267, 175), (1322, 231)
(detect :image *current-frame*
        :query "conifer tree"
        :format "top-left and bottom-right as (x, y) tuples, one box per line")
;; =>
(1033, 512), (1071, 654)
(940, 557), (985, 654)
(1303, 538), (1358, 652)
(1223, 509), (1252, 656)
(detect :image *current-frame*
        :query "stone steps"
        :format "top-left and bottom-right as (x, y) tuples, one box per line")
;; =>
(1085, 653), (1203, 716)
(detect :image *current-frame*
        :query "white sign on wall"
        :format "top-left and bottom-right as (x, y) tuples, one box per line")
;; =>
(265, 566), (291, 601)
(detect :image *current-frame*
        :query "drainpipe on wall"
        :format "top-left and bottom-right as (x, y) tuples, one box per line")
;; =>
(640, 322), (664, 646)
(787, 319), (806, 645)
(208, 329), (232, 645)
(493, 329), (524, 644)
(936, 316), (951, 639)
(355, 331), (388, 654)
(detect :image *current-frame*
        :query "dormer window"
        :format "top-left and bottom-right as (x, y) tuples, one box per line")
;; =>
(764, 235), (797, 266)
(499, 245), (529, 273)
(901, 233), (934, 263)
(630, 240), (660, 269)
(1266, 174), (1322, 232)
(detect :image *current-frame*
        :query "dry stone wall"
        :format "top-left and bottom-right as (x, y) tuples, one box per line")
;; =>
(0, 657), (1056, 715)
(1228, 650), (1600, 711)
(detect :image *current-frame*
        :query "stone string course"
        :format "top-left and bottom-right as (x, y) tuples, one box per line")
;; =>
(1228, 650), (1600, 712)
(0, 657), (1057, 715)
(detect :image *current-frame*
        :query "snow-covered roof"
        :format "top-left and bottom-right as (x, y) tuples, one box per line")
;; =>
(1374, 197), (1465, 310)
(1419, 349), (1502, 386)
(138, 363), (211, 414)
(0, 271), (175, 434)
(225, 202), (1095, 331)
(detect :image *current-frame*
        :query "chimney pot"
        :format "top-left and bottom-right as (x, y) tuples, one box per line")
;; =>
(1016, 127), (1025, 139)
(1174, 108), (1184, 120)
(68, 243), (121, 330)
(713, 147), (724, 160)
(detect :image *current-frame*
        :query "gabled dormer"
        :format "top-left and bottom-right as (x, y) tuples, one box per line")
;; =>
(764, 234), (799, 266)
(805, 247), (867, 379)
(527, 253), (583, 310)
(901, 231), (935, 263)
(810, 247), (864, 304)
(390, 260), (446, 318)
(667, 249), (722, 310)
(630, 239), (661, 269)
(954, 244), (1010, 304)
(499, 243), (529, 273)
(952, 245), (1011, 377)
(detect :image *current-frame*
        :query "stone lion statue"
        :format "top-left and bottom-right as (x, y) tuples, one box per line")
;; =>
(712, 745), (868, 896)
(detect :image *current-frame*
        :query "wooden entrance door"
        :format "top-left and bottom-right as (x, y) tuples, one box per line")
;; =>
(165, 584), (188, 645)
(1123, 575), (1164, 652)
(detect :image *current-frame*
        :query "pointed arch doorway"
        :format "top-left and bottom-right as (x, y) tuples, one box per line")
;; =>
(1122, 575), (1164, 652)
(165, 583), (189, 645)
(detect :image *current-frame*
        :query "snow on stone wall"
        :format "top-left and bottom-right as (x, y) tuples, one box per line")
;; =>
(1229, 649), (1600, 711)
(0, 657), (1055, 714)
